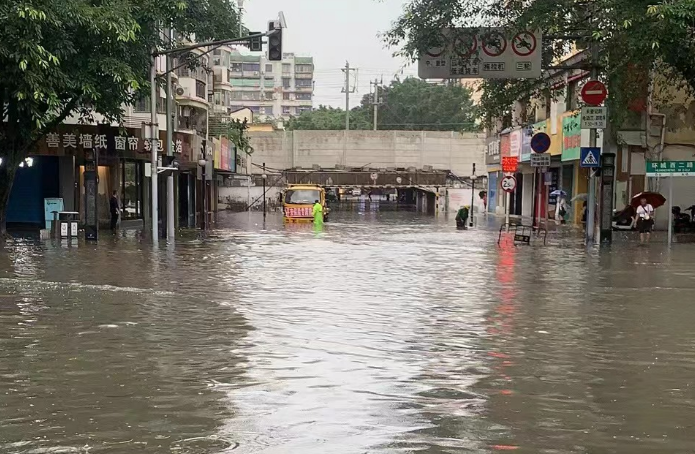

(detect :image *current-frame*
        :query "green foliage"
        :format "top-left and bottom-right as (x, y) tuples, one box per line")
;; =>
(287, 78), (479, 131)
(0, 0), (240, 233)
(385, 0), (695, 129)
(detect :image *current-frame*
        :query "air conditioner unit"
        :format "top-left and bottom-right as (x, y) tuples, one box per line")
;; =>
(176, 86), (185, 96)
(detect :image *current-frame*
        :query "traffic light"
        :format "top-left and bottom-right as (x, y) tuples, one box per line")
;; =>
(249, 32), (262, 52)
(267, 21), (282, 61)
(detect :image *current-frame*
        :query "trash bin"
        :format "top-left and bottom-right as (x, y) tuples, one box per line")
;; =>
(52, 211), (79, 239)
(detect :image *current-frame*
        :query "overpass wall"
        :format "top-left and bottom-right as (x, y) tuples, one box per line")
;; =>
(244, 130), (485, 177)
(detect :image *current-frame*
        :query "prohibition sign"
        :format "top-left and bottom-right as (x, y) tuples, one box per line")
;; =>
(482, 31), (507, 57)
(453, 31), (478, 58)
(512, 31), (536, 57)
(425, 32), (448, 58)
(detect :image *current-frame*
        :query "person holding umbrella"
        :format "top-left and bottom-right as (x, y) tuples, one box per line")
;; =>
(634, 197), (655, 243)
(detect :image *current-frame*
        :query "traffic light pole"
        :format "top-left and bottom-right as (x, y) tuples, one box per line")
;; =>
(150, 52), (159, 245)
(166, 27), (175, 242)
(586, 44), (599, 244)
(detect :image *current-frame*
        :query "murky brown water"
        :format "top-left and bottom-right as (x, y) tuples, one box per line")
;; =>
(2, 211), (695, 453)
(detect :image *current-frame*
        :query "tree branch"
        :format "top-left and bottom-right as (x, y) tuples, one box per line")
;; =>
(26, 97), (80, 152)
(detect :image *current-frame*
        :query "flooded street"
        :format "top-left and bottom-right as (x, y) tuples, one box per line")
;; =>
(3, 211), (695, 453)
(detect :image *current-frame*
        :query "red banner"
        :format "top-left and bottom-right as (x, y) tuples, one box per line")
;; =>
(501, 156), (519, 173)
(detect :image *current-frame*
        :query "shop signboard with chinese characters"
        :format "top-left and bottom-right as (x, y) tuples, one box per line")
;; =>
(509, 129), (522, 158)
(561, 114), (582, 161)
(501, 156), (519, 173)
(418, 28), (542, 79)
(646, 161), (695, 177)
(486, 138), (500, 165)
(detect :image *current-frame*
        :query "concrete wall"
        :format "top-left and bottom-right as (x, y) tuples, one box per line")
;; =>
(446, 188), (485, 214)
(245, 130), (486, 177)
(219, 185), (282, 210)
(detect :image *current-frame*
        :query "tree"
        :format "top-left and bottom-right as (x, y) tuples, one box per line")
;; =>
(286, 106), (371, 130)
(384, 0), (695, 129)
(287, 79), (478, 131)
(0, 0), (240, 235)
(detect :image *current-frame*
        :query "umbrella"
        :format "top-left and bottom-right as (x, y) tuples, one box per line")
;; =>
(631, 191), (666, 209)
(571, 193), (588, 202)
(550, 190), (567, 197)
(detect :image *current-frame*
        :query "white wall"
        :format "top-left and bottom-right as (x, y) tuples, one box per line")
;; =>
(247, 130), (486, 178)
(446, 188), (485, 214)
(521, 171), (534, 217)
(219, 185), (282, 209)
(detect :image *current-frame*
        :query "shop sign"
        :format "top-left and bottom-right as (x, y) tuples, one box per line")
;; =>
(501, 156), (519, 173)
(561, 114), (582, 161)
(486, 138), (500, 164)
(510, 129), (522, 157)
(43, 131), (163, 155)
(500, 133), (511, 157)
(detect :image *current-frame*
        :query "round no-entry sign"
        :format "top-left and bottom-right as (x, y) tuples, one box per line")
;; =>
(501, 175), (517, 193)
(581, 80), (607, 106)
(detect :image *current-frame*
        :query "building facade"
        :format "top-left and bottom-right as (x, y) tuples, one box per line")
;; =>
(211, 47), (314, 123)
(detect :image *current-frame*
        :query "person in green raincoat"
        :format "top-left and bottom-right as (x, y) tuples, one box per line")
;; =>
(455, 205), (469, 230)
(312, 200), (324, 225)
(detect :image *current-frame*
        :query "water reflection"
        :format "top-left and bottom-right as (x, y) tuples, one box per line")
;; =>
(2, 212), (695, 453)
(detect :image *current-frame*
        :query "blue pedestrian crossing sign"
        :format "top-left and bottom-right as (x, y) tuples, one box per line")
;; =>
(580, 147), (601, 168)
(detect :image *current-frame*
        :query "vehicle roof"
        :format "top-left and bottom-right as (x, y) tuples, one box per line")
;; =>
(286, 184), (323, 190)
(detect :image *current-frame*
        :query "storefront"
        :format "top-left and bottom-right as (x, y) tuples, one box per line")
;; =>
(486, 137), (501, 213)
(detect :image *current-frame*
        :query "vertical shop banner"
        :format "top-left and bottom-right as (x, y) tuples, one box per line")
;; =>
(500, 133), (511, 158)
(213, 138), (222, 169)
(510, 129), (522, 158)
(562, 114), (582, 161)
(221, 137), (229, 170)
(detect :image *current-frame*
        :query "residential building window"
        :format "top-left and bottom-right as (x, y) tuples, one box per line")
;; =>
(282, 63), (291, 74)
(295, 64), (313, 73)
(260, 106), (274, 115)
(265, 64), (273, 73)
(297, 107), (312, 114)
(283, 93), (291, 100)
(213, 49), (221, 55)
(282, 106), (292, 115)
(242, 63), (261, 72)
(295, 93), (312, 101)
(241, 91), (261, 101)
(231, 92), (243, 100)
(248, 106), (261, 114)
(282, 78), (291, 89)
(133, 96), (166, 114)
(295, 79), (313, 88)
(265, 92), (274, 100)
(195, 80), (206, 99)
(230, 63), (242, 72)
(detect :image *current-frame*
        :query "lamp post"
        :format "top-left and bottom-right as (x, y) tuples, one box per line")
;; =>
(470, 163), (476, 228)
(262, 162), (267, 221)
(198, 158), (207, 231)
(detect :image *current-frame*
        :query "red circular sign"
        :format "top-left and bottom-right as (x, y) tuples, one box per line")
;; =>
(581, 80), (607, 106)
(512, 31), (536, 57)
(501, 176), (517, 193)
(482, 31), (507, 57)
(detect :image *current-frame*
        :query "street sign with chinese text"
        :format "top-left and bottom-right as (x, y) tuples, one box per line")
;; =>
(581, 106), (607, 129)
(501, 156), (519, 173)
(418, 28), (542, 79)
(646, 161), (695, 177)
(530, 153), (551, 167)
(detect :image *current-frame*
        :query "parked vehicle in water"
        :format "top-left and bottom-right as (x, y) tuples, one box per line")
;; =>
(672, 206), (693, 233)
(283, 184), (329, 223)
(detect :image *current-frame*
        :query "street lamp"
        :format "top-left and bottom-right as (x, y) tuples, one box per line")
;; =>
(262, 162), (267, 220)
(198, 158), (207, 231)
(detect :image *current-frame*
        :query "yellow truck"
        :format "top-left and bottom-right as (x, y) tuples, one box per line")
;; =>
(283, 184), (329, 223)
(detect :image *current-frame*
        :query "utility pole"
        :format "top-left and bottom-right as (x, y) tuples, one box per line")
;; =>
(343, 61), (351, 131)
(586, 41), (599, 244)
(165, 27), (175, 242)
(369, 79), (383, 131)
(149, 51), (159, 246)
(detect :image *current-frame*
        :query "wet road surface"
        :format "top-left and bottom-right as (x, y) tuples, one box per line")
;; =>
(2, 211), (695, 453)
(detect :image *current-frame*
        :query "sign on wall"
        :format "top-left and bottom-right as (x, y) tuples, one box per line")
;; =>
(418, 28), (542, 79)
(561, 114), (582, 161)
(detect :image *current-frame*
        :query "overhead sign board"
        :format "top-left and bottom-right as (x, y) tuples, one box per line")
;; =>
(580, 147), (601, 168)
(530, 153), (551, 167)
(581, 80), (607, 106)
(581, 106), (607, 129)
(501, 156), (519, 173)
(501, 175), (517, 193)
(418, 28), (542, 79)
(646, 160), (695, 177)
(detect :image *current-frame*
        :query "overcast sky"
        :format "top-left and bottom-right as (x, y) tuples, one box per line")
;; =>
(244, 0), (418, 108)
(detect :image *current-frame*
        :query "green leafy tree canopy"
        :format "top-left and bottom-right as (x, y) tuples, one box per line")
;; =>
(0, 0), (240, 234)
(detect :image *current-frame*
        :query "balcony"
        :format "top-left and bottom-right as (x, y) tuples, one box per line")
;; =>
(294, 72), (314, 79)
(195, 80), (205, 99)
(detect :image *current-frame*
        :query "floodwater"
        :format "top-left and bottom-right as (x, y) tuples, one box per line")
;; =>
(2, 211), (695, 454)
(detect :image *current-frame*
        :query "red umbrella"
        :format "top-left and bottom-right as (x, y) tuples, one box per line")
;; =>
(631, 191), (666, 209)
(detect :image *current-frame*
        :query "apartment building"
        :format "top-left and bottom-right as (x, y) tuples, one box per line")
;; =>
(211, 47), (314, 122)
